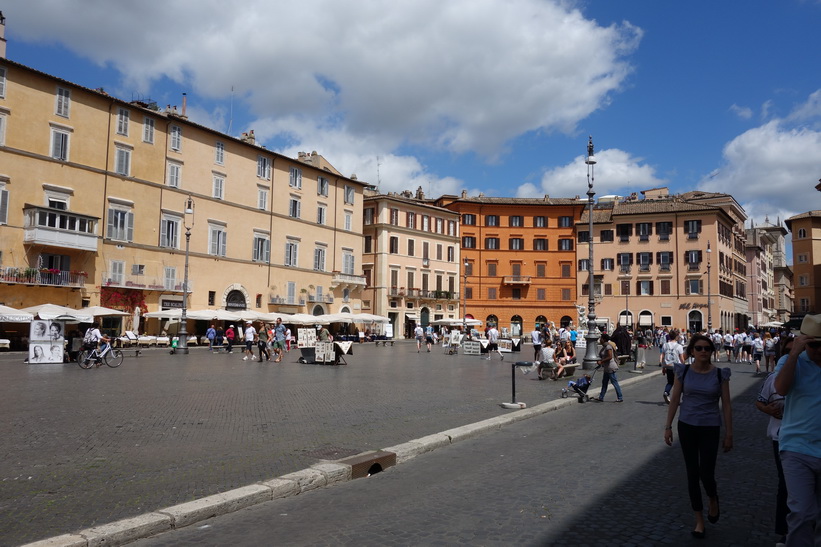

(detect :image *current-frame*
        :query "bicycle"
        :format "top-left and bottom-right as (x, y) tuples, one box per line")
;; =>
(77, 344), (123, 369)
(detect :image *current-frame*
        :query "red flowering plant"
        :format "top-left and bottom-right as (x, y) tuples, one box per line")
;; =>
(101, 288), (147, 315)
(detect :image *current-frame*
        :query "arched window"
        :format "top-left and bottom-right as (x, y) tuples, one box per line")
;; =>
(619, 310), (633, 326)
(486, 314), (498, 327)
(225, 290), (247, 310)
(560, 315), (572, 328)
(639, 310), (653, 329)
(421, 307), (430, 326)
(535, 315), (547, 329)
(312, 305), (324, 315)
(798, 228), (807, 239)
(510, 315), (523, 336)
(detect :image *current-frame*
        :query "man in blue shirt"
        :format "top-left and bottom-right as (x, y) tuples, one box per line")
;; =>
(774, 314), (821, 546)
(272, 318), (287, 363)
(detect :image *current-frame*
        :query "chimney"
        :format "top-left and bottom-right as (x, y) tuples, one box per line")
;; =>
(461, 190), (467, 198)
(181, 93), (187, 117)
(0, 12), (6, 59)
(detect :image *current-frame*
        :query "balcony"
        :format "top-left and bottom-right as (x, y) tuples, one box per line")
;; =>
(659, 263), (671, 272)
(102, 271), (192, 292)
(503, 275), (532, 285)
(330, 272), (367, 290)
(638, 264), (651, 272)
(619, 265), (631, 274)
(308, 294), (334, 304)
(0, 267), (87, 288)
(23, 205), (99, 252)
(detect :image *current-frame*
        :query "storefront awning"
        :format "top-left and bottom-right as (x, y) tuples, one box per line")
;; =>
(639, 315), (653, 326)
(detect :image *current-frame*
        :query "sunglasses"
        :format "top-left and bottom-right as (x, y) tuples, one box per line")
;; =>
(692, 345), (712, 352)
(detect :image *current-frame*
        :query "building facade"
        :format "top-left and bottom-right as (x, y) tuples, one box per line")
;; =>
(0, 56), (367, 340)
(786, 210), (821, 318)
(362, 188), (461, 338)
(576, 189), (749, 334)
(437, 193), (586, 337)
(745, 218), (791, 326)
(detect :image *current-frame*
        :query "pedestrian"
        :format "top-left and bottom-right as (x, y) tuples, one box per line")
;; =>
(242, 321), (256, 361)
(486, 324), (502, 360)
(272, 317), (287, 362)
(662, 329), (685, 405)
(285, 326), (292, 352)
(414, 323), (424, 353)
(531, 326), (543, 360)
(425, 324), (434, 352)
(773, 314), (821, 546)
(755, 335), (794, 546)
(594, 332), (623, 402)
(205, 324), (217, 351)
(722, 330), (733, 362)
(663, 333), (732, 539)
(225, 325), (235, 353)
(257, 323), (270, 361)
(763, 331), (777, 374)
(569, 325), (578, 348)
(752, 332), (764, 375)
(215, 325), (224, 352)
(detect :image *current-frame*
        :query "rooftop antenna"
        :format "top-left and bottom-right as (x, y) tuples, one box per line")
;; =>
(376, 156), (382, 191)
(227, 85), (234, 135)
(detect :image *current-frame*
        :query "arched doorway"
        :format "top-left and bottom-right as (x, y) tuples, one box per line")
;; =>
(688, 310), (703, 333)
(311, 305), (324, 315)
(486, 314), (498, 328)
(639, 310), (654, 331)
(535, 315), (547, 329)
(420, 307), (430, 326)
(619, 310), (633, 327)
(510, 315), (523, 336)
(560, 315), (572, 328)
(225, 290), (247, 311)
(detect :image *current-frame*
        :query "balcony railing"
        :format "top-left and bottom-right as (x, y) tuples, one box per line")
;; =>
(102, 271), (192, 292)
(619, 265), (631, 274)
(659, 263), (671, 272)
(0, 267), (87, 288)
(330, 272), (367, 289)
(503, 275), (532, 285)
(23, 205), (99, 252)
(308, 294), (335, 303)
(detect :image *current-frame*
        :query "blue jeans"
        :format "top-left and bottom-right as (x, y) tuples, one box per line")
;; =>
(781, 450), (821, 546)
(599, 371), (623, 401)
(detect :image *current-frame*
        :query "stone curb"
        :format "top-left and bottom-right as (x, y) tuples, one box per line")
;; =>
(22, 367), (655, 547)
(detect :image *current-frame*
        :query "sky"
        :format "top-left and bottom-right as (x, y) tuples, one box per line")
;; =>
(3, 0), (821, 229)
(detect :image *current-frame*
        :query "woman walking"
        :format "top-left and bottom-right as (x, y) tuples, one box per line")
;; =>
(594, 333), (623, 402)
(663, 333), (733, 539)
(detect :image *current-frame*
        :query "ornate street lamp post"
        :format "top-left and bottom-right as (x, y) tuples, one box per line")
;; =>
(582, 137), (600, 370)
(177, 196), (195, 355)
(462, 259), (469, 336)
(706, 241), (712, 333)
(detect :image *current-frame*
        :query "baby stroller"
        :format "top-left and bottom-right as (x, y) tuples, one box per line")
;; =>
(561, 368), (598, 402)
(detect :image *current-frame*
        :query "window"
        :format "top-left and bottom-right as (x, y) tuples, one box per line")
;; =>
(637, 252), (652, 271)
(167, 162), (181, 188)
(537, 288), (546, 300)
(616, 224), (632, 242)
(638, 280), (653, 295)
(314, 247), (326, 271)
(253, 234), (270, 263)
(657, 251), (673, 271)
(797, 228), (807, 239)
(109, 260), (124, 285)
(55, 87), (71, 117)
(510, 215), (524, 227)
(637, 222), (652, 241)
(686, 250), (702, 270)
(364, 208), (374, 225)
(534, 216), (546, 228)
(621, 280), (631, 296)
(579, 259), (590, 271)
(164, 267), (177, 291)
(558, 216), (573, 227)
(488, 287), (497, 299)
(462, 214), (476, 225)
(143, 117), (155, 144)
(421, 215), (430, 231)
(0, 67), (5, 98)
(463, 236), (476, 248)
(562, 288), (571, 301)
(107, 207), (134, 242)
(116, 108), (130, 136)
(448, 220), (457, 236)
(212, 174), (225, 199)
(601, 258), (614, 271)
(284, 240), (299, 267)
(685, 220), (702, 239)
(798, 254), (808, 263)
(799, 298), (810, 313)
(343, 251), (355, 275)
(407, 239), (415, 256)
(344, 185), (354, 204)
(486, 215), (499, 227)
(686, 279), (703, 295)
(50, 127), (70, 161)
(407, 271), (415, 289)
(258, 187), (268, 210)
(577, 231), (590, 243)
(447, 246), (454, 262)
(465, 287), (473, 299)
(536, 263), (546, 277)
(257, 156), (271, 179)
(160, 215), (180, 248)
(617, 252), (632, 272)
(534, 238), (548, 251)
(485, 237), (500, 250)
(799, 274), (809, 287)
(487, 263), (497, 276)
(389, 236), (399, 254)
(436, 244), (443, 261)
(561, 263), (571, 278)
(344, 211), (353, 231)
(209, 225), (227, 257)
(406, 211), (416, 229)
(512, 288), (522, 300)
(317, 205), (326, 225)
(0, 112), (6, 146)
(656, 222), (672, 241)
(317, 176), (329, 196)
(600, 230), (614, 242)
(660, 279), (671, 295)
(422, 242), (430, 259)
(170, 125), (182, 151)
(0, 184), (8, 225)
(364, 236), (372, 254)
(558, 239), (573, 251)
(114, 145), (131, 176)
(604, 283), (612, 296)
(435, 218), (444, 234)
(390, 208), (399, 225)
(290, 167), (302, 188)
(509, 238), (524, 250)
(464, 262), (473, 276)
(289, 197), (301, 218)
(215, 142), (225, 165)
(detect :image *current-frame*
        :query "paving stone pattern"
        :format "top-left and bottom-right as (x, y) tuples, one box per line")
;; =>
(3, 343), (568, 545)
(132, 359), (781, 547)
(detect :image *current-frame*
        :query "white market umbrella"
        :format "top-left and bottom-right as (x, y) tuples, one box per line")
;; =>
(356, 313), (390, 324)
(20, 303), (93, 323)
(186, 309), (243, 321)
(288, 313), (330, 325)
(761, 321), (784, 328)
(82, 306), (130, 317)
(144, 309), (184, 319)
(0, 305), (34, 323)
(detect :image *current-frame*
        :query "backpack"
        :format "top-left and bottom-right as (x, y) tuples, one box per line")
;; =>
(83, 328), (95, 344)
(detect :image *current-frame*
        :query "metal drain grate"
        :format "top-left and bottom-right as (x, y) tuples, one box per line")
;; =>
(303, 445), (362, 460)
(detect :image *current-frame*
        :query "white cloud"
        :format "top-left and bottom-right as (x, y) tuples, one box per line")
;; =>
(729, 104), (753, 120)
(7, 0), (640, 167)
(517, 148), (666, 199)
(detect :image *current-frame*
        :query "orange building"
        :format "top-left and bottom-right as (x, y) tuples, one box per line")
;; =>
(436, 193), (586, 336)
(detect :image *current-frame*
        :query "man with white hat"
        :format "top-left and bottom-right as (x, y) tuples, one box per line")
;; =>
(774, 314), (821, 545)
(243, 321), (257, 361)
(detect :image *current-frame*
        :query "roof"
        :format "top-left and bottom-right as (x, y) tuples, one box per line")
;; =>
(785, 210), (821, 231)
(363, 193), (460, 216)
(444, 196), (584, 206)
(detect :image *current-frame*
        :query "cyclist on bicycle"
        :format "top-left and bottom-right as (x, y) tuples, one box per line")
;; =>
(83, 323), (103, 350)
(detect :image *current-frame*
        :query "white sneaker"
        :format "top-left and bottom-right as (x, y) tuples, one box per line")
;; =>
(500, 354), (504, 361)
(242, 356), (248, 361)
(663, 392), (670, 404)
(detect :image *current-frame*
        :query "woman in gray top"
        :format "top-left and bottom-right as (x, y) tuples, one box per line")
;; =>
(663, 333), (733, 539)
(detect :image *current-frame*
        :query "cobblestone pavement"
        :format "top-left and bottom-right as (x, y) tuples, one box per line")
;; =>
(4, 342), (593, 546)
(132, 359), (781, 547)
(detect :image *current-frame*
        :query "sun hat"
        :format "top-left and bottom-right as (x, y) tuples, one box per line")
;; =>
(799, 314), (821, 340)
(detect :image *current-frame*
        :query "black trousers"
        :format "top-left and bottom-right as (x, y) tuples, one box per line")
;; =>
(772, 440), (789, 536)
(677, 421), (720, 511)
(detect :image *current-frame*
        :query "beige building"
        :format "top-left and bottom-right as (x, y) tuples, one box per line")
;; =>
(577, 188), (749, 333)
(746, 218), (791, 326)
(362, 188), (461, 338)
(786, 210), (821, 317)
(0, 55), (367, 341)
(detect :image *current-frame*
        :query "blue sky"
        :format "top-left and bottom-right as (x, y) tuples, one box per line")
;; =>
(3, 0), (820, 225)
